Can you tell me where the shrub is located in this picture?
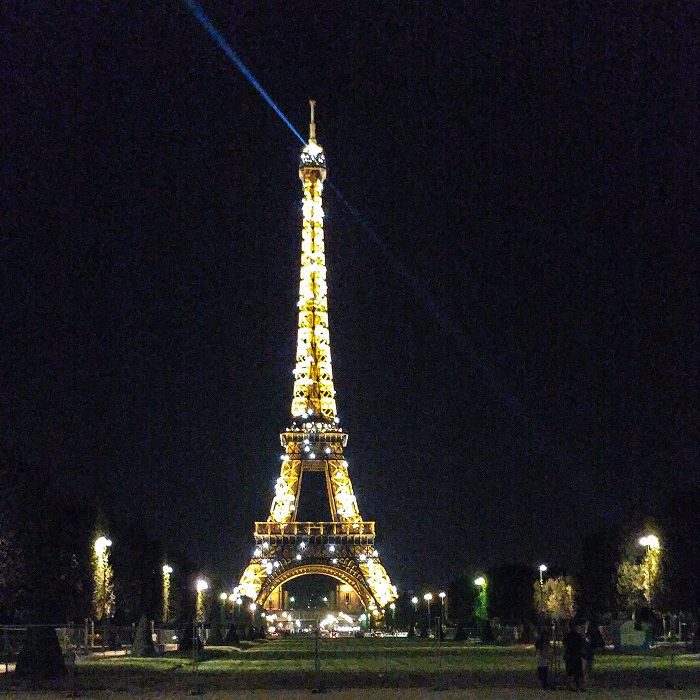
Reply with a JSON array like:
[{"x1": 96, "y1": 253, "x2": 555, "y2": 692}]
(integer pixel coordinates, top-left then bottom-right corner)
[{"x1": 15, "y1": 626, "x2": 66, "y2": 679}]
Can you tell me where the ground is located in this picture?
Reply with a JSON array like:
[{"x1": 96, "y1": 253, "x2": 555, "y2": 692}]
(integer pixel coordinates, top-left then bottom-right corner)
[{"x1": 2, "y1": 637, "x2": 698, "y2": 698}]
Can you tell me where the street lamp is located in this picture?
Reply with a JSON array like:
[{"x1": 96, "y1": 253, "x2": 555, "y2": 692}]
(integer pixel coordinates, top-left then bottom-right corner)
[
  {"x1": 93, "y1": 536, "x2": 113, "y2": 621},
  {"x1": 638, "y1": 534, "x2": 661, "y2": 606},
  {"x1": 389, "y1": 602, "x2": 396, "y2": 631},
  {"x1": 94, "y1": 536, "x2": 112, "y2": 555},
  {"x1": 473, "y1": 577, "x2": 487, "y2": 630},
  {"x1": 162, "y1": 564, "x2": 173, "y2": 623},
  {"x1": 538, "y1": 564, "x2": 548, "y2": 585},
  {"x1": 639, "y1": 534, "x2": 660, "y2": 550},
  {"x1": 424, "y1": 592, "x2": 433, "y2": 636},
  {"x1": 195, "y1": 578, "x2": 208, "y2": 622}
]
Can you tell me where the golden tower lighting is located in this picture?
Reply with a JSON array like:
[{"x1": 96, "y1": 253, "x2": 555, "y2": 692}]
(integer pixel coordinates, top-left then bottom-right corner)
[{"x1": 236, "y1": 102, "x2": 397, "y2": 613}]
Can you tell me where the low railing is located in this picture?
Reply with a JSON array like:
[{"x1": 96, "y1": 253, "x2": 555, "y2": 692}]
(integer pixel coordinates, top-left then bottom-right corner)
[{"x1": 255, "y1": 521, "x2": 375, "y2": 538}]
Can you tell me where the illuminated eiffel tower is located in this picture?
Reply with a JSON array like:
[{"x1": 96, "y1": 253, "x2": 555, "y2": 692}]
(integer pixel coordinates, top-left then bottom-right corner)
[{"x1": 235, "y1": 102, "x2": 397, "y2": 615}]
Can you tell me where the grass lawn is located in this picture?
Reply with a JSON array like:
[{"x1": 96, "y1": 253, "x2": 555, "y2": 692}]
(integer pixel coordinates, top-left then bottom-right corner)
[{"x1": 4, "y1": 637, "x2": 699, "y2": 696}]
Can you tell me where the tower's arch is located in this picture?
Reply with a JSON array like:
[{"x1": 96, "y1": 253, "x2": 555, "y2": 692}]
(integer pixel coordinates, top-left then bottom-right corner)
[{"x1": 257, "y1": 562, "x2": 374, "y2": 610}]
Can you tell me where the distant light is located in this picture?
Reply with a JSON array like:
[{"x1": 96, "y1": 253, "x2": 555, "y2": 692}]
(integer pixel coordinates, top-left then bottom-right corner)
[
  {"x1": 539, "y1": 564, "x2": 548, "y2": 573},
  {"x1": 220, "y1": 592, "x2": 228, "y2": 601},
  {"x1": 228, "y1": 593, "x2": 236, "y2": 601},
  {"x1": 309, "y1": 453, "x2": 315, "y2": 459},
  {"x1": 389, "y1": 603, "x2": 396, "y2": 610},
  {"x1": 411, "y1": 596, "x2": 418, "y2": 605},
  {"x1": 423, "y1": 592, "x2": 433, "y2": 602},
  {"x1": 299, "y1": 542, "x2": 307, "y2": 550},
  {"x1": 162, "y1": 564, "x2": 173, "y2": 575},
  {"x1": 439, "y1": 591, "x2": 446, "y2": 599},
  {"x1": 262, "y1": 542, "x2": 270, "y2": 550},
  {"x1": 474, "y1": 577, "x2": 486, "y2": 587},
  {"x1": 296, "y1": 554, "x2": 302, "y2": 561},
  {"x1": 325, "y1": 447, "x2": 331, "y2": 454},
  {"x1": 329, "y1": 545, "x2": 336, "y2": 553},
  {"x1": 249, "y1": 603, "x2": 257, "y2": 612},
  {"x1": 196, "y1": 578, "x2": 209, "y2": 593},
  {"x1": 331, "y1": 558, "x2": 338, "y2": 564}
]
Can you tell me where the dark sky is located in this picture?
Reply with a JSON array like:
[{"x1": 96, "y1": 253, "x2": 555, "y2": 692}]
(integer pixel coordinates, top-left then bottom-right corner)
[{"x1": 4, "y1": 2, "x2": 698, "y2": 591}]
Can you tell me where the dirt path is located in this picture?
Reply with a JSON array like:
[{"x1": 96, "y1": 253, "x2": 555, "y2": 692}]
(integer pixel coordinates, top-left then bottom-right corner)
[{"x1": 6, "y1": 689, "x2": 700, "y2": 699}]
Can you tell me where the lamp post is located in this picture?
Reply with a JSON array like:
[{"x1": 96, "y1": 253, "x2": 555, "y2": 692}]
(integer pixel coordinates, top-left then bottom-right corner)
[
  {"x1": 219, "y1": 592, "x2": 228, "y2": 627},
  {"x1": 389, "y1": 602, "x2": 396, "y2": 632},
  {"x1": 93, "y1": 536, "x2": 113, "y2": 620},
  {"x1": 474, "y1": 577, "x2": 487, "y2": 634},
  {"x1": 411, "y1": 596, "x2": 418, "y2": 635},
  {"x1": 195, "y1": 578, "x2": 208, "y2": 623},
  {"x1": 537, "y1": 564, "x2": 548, "y2": 622},
  {"x1": 424, "y1": 592, "x2": 433, "y2": 636},
  {"x1": 162, "y1": 564, "x2": 173, "y2": 623},
  {"x1": 438, "y1": 591, "x2": 447, "y2": 639},
  {"x1": 638, "y1": 534, "x2": 661, "y2": 607},
  {"x1": 249, "y1": 601, "x2": 257, "y2": 621}
]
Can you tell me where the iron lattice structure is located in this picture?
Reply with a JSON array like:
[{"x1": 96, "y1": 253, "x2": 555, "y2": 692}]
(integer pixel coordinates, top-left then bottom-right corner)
[{"x1": 236, "y1": 102, "x2": 397, "y2": 613}]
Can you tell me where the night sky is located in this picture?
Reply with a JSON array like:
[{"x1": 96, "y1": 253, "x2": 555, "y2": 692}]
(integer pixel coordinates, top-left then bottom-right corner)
[{"x1": 4, "y1": 2, "x2": 698, "y2": 591}]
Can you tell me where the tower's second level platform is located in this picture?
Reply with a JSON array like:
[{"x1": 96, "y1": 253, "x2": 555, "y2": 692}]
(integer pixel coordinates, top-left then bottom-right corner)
[{"x1": 255, "y1": 520, "x2": 375, "y2": 541}]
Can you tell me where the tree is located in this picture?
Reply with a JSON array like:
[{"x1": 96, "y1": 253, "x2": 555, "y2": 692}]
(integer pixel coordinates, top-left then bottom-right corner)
[
  {"x1": 487, "y1": 564, "x2": 535, "y2": 623},
  {"x1": 0, "y1": 450, "x2": 95, "y2": 623},
  {"x1": 577, "y1": 525, "x2": 623, "y2": 617},
  {"x1": 92, "y1": 518, "x2": 115, "y2": 621},
  {"x1": 132, "y1": 614, "x2": 156, "y2": 657},
  {"x1": 655, "y1": 487, "x2": 700, "y2": 616},
  {"x1": 616, "y1": 537, "x2": 662, "y2": 610},
  {"x1": 533, "y1": 576, "x2": 576, "y2": 622},
  {"x1": 0, "y1": 532, "x2": 25, "y2": 621},
  {"x1": 446, "y1": 576, "x2": 475, "y2": 624},
  {"x1": 15, "y1": 626, "x2": 66, "y2": 679}
]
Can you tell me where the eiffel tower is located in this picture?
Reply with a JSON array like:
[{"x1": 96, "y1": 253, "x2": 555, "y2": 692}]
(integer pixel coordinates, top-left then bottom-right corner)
[{"x1": 235, "y1": 102, "x2": 397, "y2": 615}]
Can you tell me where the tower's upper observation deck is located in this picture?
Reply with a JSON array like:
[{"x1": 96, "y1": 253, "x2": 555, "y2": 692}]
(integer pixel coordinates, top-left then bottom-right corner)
[{"x1": 299, "y1": 100, "x2": 327, "y2": 178}]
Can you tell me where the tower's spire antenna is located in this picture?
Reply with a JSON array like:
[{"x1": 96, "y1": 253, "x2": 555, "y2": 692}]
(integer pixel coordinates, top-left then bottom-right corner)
[{"x1": 309, "y1": 99, "x2": 317, "y2": 144}]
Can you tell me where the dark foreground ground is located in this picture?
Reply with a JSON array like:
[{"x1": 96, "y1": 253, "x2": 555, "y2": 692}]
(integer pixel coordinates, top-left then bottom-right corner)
[{"x1": 3, "y1": 637, "x2": 698, "y2": 698}]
